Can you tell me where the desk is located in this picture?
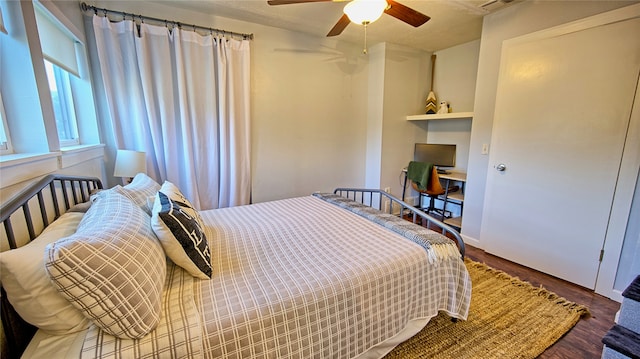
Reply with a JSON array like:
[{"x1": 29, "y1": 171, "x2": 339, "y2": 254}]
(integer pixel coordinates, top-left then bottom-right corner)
[
  {"x1": 439, "y1": 172, "x2": 466, "y2": 228},
  {"x1": 402, "y1": 169, "x2": 466, "y2": 229}
]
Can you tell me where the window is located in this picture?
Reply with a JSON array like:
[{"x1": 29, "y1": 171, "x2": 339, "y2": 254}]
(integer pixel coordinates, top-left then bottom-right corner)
[
  {"x1": 0, "y1": 92, "x2": 13, "y2": 154},
  {"x1": 44, "y1": 60, "x2": 79, "y2": 146},
  {"x1": 35, "y1": 2, "x2": 81, "y2": 147}
]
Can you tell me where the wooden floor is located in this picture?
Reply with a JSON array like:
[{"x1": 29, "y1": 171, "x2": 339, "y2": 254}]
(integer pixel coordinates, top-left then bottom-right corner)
[
  {"x1": 464, "y1": 244, "x2": 620, "y2": 358},
  {"x1": 408, "y1": 212, "x2": 620, "y2": 358}
]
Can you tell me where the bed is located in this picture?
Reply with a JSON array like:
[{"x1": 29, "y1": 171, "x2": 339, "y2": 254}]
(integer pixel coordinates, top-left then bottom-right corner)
[{"x1": 0, "y1": 174, "x2": 471, "y2": 358}]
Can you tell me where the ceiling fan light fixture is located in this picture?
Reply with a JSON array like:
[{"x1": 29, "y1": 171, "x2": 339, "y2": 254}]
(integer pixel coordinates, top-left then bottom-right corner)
[{"x1": 343, "y1": 0, "x2": 388, "y2": 25}]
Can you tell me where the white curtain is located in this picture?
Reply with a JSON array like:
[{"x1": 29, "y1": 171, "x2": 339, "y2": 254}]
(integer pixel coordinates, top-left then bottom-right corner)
[{"x1": 90, "y1": 16, "x2": 250, "y2": 209}]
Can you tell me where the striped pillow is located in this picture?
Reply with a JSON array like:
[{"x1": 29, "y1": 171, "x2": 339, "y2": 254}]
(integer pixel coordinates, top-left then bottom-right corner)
[
  {"x1": 45, "y1": 190, "x2": 166, "y2": 339},
  {"x1": 113, "y1": 173, "x2": 161, "y2": 214}
]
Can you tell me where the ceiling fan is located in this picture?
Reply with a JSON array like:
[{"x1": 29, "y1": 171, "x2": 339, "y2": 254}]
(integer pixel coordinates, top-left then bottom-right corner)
[{"x1": 266, "y1": 0, "x2": 431, "y2": 37}]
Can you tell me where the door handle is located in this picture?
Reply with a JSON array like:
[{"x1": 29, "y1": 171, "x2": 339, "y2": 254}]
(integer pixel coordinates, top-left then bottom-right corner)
[{"x1": 496, "y1": 163, "x2": 507, "y2": 172}]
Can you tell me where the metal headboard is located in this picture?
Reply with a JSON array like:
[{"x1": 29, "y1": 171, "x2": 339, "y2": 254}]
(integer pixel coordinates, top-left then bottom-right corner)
[
  {"x1": 0, "y1": 175, "x2": 103, "y2": 359},
  {"x1": 333, "y1": 188, "x2": 465, "y2": 258}
]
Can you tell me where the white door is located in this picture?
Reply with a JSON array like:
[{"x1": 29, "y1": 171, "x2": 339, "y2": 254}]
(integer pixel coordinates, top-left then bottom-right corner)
[{"x1": 481, "y1": 14, "x2": 640, "y2": 289}]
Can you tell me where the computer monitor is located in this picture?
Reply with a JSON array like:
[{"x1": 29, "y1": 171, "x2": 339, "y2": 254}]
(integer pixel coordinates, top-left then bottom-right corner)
[{"x1": 414, "y1": 143, "x2": 456, "y2": 168}]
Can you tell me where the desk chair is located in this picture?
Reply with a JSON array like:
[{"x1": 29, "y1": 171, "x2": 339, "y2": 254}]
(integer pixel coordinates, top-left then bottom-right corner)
[
  {"x1": 411, "y1": 181, "x2": 446, "y2": 216},
  {"x1": 405, "y1": 162, "x2": 445, "y2": 216}
]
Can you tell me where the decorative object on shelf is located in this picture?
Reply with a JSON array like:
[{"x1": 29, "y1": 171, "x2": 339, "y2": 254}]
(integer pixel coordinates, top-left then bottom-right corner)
[
  {"x1": 425, "y1": 91, "x2": 437, "y2": 114},
  {"x1": 425, "y1": 54, "x2": 437, "y2": 114},
  {"x1": 437, "y1": 101, "x2": 449, "y2": 114},
  {"x1": 114, "y1": 149, "x2": 147, "y2": 184}
]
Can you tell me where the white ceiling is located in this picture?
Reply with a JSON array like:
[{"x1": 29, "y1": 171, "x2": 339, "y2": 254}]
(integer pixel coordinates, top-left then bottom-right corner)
[{"x1": 146, "y1": 0, "x2": 518, "y2": 52}]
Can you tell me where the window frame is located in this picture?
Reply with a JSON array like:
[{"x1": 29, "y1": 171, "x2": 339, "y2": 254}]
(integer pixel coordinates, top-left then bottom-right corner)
[
  {"x1": 44, "y1": 59, "x2": 80, "y2": 147},
  {"x1": 0, "y1": 92, "x2": 13, "y2": 155}
]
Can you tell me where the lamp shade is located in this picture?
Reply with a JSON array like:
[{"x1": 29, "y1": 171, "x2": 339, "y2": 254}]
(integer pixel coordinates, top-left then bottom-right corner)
[
  {"x1": 113, "y1": 150, "x2": 146, "y2": 178},
  {"x1": 343, "y1": 0, "x2": 387, "y2": 25}
]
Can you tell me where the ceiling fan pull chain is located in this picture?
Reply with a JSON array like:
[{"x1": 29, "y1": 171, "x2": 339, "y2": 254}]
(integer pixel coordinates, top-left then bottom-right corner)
[{"x1": 363, "y1": 21, "x2": 369, "y2": 54}]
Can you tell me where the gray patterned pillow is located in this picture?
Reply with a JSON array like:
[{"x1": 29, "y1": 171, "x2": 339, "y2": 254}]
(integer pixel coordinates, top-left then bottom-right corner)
[
  {"x1": 151, "y1": 181, "x2": 212, "y2": 279},
  {"x1": 114, "y1": 173, "x2": 161, "y2": 214},
  {"x1": 45, "y1": 190, "x2": 166, "y2": 339}
]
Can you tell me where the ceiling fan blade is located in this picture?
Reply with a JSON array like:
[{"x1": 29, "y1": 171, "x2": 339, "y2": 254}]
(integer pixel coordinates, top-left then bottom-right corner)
[
  {"x1": 267, "y1": 0, "x2": 332, "y2": 5},
  {"x1": 384, "y1": 0, "x2": 430, "y2": 27},
  {"x1": 326, "y1": 14, "x2": 350, "y2": 37}
]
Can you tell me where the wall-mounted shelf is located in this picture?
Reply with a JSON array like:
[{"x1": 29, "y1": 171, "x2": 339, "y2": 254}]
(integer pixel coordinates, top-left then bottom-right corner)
[{"x1": 406, "y1": 112, "x2": 474, "y2": 121}]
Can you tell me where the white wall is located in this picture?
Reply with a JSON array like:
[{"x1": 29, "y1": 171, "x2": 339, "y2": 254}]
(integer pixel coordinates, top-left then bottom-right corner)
[
  {"x1": 251, "y1": 26, "x2": 370, "y2": 202},
  {"x1": 361, "y1": 41, "x2": 435, "y2": 200},
  {"x1": 364, "y1": 43, "x2": 386, "y2": 190},
  {"x1": 426, "y1": 40, "x2": 480, "y2": 175},
  {"x1": 433, "y1": 40, "x2": 479, "y2": 114},
  {"x1": 378, "y1": 42, "x2": 431, "y2": 198},
  {"x1": 463, "y1": 0, "x2": 635, "y2": 243}
]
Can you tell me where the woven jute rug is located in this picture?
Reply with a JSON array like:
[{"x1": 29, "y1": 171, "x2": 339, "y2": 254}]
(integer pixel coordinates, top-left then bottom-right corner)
[{"x1": 384, "y1": 259, "x2": 590, "y2": 359}]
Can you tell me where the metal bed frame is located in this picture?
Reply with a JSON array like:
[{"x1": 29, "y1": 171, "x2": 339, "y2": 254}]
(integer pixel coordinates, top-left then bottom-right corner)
[
  {"x1": 333, "y1": 188, "x2": 465, "y2": 259},
  {"x1": 0, "y1": 178, "x2": 461, "y2": 358},
  {"x1": 0, "y1": 175, "x2": 103, "y2": 359}
]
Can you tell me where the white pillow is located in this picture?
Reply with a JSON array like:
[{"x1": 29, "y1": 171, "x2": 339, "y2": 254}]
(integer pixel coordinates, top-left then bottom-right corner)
[
  {"x1": 151, "y1": 181, "x2": 212, "y2": 279},
  {"x1": 0, "y1": 212, "x2": 90, "y2": 334},
  {"x1": 45, "y1": 190, "x2": 166, "y2": 339}
]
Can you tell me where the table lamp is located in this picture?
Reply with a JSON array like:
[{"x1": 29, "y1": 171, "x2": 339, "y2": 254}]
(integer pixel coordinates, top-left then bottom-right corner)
[{"x1": 113, "y1": 149, "x2": 146, "y2": 184}]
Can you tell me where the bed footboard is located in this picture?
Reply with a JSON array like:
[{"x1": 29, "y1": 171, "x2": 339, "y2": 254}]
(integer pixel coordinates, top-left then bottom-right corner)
[
  {"x1": 1, "y1": 175, "x2": 103, "y2": 359},
  {"x1": 333, "y1": 188, "x2": 465, "y2": 258}
]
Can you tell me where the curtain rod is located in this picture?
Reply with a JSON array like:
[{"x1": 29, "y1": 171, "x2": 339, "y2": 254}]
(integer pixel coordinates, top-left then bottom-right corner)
[{"x1": 80, "y1": 2, "x2": 254, "y2": 40}]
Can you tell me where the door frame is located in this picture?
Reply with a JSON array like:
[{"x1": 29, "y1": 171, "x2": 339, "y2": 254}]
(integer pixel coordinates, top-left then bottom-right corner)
[
  {"x1": 598, "y1": 60, "x2": 640, "y2": 301},
  {"x1": 488, "y1": 3, "x2": 640, "y2": 300}
]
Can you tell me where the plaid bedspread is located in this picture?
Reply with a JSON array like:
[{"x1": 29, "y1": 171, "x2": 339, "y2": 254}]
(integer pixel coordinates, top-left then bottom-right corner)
[
  {"x1": 312, "y1": 193, "x2": 462, "y2": 264},
  {"x1": 196, "y1": 195, "x2": 470, "y2": 358},
  {"x1": 81, "y1": 195, "x2": 471, "y2": 358}
]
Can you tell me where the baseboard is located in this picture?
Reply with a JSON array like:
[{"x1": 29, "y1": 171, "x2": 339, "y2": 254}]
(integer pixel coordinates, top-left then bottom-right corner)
[
  {"x1": 610, "y1": 289, "x2": 624, "y2": 303},
  {"x1": 405, "y1": 196, "x2": 418, "y2": 206},
  {"x1": 462, "y1": 234, "x2": 482, "y2": 249}
]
